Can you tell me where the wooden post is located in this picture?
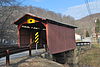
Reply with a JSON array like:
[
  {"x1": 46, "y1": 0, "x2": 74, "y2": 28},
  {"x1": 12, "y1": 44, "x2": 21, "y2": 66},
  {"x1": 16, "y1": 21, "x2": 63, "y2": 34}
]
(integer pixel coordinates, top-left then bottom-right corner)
[
  {"x1": 17, "y1": 25, "x2": 21, "y2": 48},
  {"x1": 6, "y1": 50, "x2": 10, "y2": 66},
  {"x1": 29, "y1": 46, "x2": 32, "y2": 56}
]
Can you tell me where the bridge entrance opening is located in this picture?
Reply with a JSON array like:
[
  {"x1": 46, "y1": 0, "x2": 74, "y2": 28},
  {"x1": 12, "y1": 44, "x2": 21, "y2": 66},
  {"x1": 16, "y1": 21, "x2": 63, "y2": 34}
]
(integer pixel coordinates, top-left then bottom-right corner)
[
  {"x1": 15, "y1": 15, "x2": 47, "y2": 50},
  {"x1": 20, "y1": 23, "x2": 47, "y2": 48}
]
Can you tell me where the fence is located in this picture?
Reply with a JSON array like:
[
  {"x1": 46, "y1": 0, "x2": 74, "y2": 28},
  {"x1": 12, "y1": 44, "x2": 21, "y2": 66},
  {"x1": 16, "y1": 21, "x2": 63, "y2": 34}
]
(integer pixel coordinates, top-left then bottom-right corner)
[{"x1": 0, "y1": 44, "x2": 45, "y2": 66}]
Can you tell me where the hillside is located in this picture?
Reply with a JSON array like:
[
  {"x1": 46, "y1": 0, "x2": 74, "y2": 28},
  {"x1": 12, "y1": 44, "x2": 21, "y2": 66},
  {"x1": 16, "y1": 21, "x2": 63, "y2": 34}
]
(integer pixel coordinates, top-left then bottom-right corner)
[
  {"x1": 79, "y1": 13, "x2": 100, "y2": 21},
  {"x1": 1, "y1": 5, "x2": 100, "y2": 44},
  {"x1": 0, "y1": 6, "x2": 75, "y2": 44},
  {"x1": 75, "y1": 13, "x2": 100, "y2": 36}
]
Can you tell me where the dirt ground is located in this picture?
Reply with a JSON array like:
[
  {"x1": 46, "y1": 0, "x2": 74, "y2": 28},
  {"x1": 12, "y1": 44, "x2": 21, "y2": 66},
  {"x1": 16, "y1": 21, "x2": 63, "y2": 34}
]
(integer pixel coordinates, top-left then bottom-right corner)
[{"x1": 0, "y1": 56, "x2": 69, "y2": 67}]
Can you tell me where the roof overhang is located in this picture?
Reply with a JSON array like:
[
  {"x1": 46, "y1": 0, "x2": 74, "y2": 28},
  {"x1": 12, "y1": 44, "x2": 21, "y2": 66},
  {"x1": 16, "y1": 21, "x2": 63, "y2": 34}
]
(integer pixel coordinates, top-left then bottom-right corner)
[
  {"x1": 14, "y1": 13, "x2": 46, "y2": 25},
  {"x1": 13, "y1": 13, "x2": 77, "y2": 29},
  {"x1": 46, "y1": 19, "x2": 77, "y2": 29}
]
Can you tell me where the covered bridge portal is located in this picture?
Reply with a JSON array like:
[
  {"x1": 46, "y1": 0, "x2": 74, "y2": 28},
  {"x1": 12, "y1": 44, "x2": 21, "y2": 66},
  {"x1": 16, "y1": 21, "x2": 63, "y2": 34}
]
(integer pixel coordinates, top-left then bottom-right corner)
[{"x1": 14, "y1": 13, "x2": 77, "y2": 54}]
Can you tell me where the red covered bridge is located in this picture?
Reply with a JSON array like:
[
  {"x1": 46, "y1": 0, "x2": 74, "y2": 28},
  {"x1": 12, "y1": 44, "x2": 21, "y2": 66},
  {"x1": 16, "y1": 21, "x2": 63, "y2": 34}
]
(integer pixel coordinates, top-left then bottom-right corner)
[{"x1": 14, "y1": 13, "x2": 77, "y2": 64}]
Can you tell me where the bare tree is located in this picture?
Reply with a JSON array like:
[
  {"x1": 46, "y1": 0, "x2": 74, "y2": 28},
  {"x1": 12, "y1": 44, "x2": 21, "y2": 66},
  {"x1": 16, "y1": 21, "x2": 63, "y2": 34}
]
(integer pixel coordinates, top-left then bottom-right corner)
[
  {"x1": 0, "y1": 0, "x2": 23, "y2": 44},
  {"x1": 0, "y1": 3, "x2": 77, "y2": 44}
]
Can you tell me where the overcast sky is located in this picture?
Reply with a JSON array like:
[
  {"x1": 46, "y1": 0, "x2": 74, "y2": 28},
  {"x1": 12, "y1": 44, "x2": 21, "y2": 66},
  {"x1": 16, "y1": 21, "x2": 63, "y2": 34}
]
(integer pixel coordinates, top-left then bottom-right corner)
[{"x1": 21, "y1": 0, "x2": 100, "y2": 19}]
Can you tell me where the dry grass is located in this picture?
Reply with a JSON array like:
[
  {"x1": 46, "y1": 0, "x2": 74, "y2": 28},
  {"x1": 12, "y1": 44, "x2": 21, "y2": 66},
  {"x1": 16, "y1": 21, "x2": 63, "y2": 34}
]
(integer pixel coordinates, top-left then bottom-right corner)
[{"x1": 79, "y1": 45, "x2": 100, "y2": 67}]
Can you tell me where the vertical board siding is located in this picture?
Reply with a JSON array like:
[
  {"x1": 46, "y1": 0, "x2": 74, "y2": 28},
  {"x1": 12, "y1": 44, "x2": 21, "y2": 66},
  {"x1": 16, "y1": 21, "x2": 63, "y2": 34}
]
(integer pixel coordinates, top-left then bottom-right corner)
[{"x1": 47, "y1": 23, "x2": 76, "y2": 54}]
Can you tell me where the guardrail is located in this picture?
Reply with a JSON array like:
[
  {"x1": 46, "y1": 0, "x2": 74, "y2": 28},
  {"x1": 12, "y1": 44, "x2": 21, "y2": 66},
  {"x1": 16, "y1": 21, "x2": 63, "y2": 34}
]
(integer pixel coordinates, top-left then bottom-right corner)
[
  {"x1": 76, "y1": 42, "x2": 91, "y2": 56},
  {"x1": 0, "y1": 44, "x2": 45, "y2": 66},
  {"x1": 76, "y1": 42, "x2": 91, "y2": 46}
]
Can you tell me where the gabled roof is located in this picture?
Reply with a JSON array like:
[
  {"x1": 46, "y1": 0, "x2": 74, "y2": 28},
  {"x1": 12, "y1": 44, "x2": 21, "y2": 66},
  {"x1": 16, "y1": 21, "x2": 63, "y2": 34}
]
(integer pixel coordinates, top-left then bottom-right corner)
[
  {"x1": 14, "y1": 13, "x2": 77, "y2": 28},
  {"x1": 14, "y1": 13, "x2": 45, "y2": 25}
]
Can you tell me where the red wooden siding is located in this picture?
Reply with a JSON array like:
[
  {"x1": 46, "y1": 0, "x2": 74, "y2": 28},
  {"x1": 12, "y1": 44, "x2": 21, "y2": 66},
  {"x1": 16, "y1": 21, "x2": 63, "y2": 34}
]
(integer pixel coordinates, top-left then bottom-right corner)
[
  {"x1": 14, "y1": 14, "x2": 77, "y2": 54},
  {"x1": 46, "y1": 23, "x2": 76, "y2": 54}
]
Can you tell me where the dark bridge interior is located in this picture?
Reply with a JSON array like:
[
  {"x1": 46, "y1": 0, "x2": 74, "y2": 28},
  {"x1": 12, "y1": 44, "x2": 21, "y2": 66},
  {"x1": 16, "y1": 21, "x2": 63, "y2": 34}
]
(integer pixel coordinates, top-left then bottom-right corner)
[{"x1": 18, "y1": 17, "x2": 47, "y2": 49}]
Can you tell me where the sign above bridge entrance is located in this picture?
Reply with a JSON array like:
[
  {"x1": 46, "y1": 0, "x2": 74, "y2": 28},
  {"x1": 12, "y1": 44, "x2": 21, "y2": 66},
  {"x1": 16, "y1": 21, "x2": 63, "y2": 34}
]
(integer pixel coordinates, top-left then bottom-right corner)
[{"x1": 27, "y1": 18, "x2": 36, "y2": 24}]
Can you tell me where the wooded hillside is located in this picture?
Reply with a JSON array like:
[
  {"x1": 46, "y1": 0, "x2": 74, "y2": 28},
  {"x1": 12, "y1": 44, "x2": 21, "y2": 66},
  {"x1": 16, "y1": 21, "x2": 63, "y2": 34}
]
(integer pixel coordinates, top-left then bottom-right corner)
[{"x1": 1, "y1": 0, "x2": 100, "y2": 44}]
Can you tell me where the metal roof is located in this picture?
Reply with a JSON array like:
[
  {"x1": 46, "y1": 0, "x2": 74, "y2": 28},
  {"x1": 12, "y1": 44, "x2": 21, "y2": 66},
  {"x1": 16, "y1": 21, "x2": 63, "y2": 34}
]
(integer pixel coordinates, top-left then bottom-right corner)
[
  {"x1": 14, "y1": 13, "x2": 77, "y2": 28},
  {"x1": 46, "y1": 19, "x2": 77, "y2": 28}
]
